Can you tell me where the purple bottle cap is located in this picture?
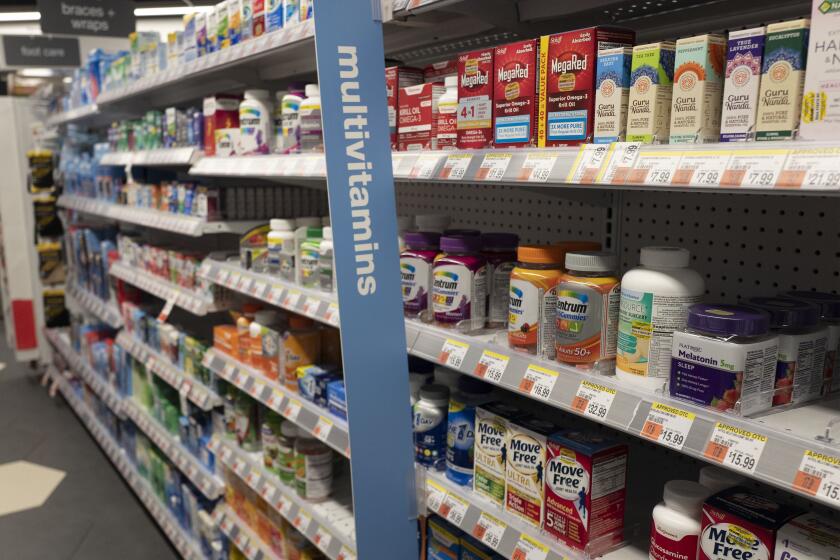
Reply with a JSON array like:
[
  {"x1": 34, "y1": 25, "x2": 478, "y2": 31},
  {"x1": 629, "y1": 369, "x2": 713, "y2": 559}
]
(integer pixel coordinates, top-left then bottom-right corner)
[
  {"x1": 746, "y1": 297, "x2": 821, "y2": 329},
  {"x1": 404, "y1": 231, "x2": 440, "y2": 249},
  {"x1": 783, "y1": 291, "x2": 840, "y2": 321},
  {"x1": 687, "y1": 304, "x2": 770, "y2": 337},
  {"x1": 440, "y1": 235, "x2": 482, "y2": 253},
  {"x1": 443, "y1": 228, "x2": 481, "y2": 237},
  {"x1": 481, "y1": 232, "x2": 519, "y2": 250}
]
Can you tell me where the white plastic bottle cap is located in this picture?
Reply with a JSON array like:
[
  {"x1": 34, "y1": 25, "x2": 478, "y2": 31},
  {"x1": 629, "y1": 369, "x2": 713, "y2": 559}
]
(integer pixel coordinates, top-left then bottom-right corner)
[
  {"x1": 296, "y1": 217, "x2": 321, "y2": 227},
  {"x1": 322, "y1": 226, "x2": 333, "y2": 240},
  {"x1": 565, "y1": 251, "x2": 617, "y2": 272},
  {"x1": 640, "y1": 246, "x2": 691, "y2": 268},
  {"x1": 699, "y1": 466, "x2": 745, "y2": 493},
  {"x1": 415, "y1": 213, "x2": 450, "y2": 233},
  {"x1": 270, "y1": 218, "x2": 295, "y2": 231},
  {"x1": 244, "y1": 89, "x2": 270, "y2": 100},
  {"x1": 663, "y1": 480, "x2": 711, "y2": 516},
  {"x1": 305, "y1": 83, "x2": 320, "y2": 97},
  {"x1": 397, "y1": 216, "x2": 414, "y2": 231},
  {"x1": 255, "y1": 310, "x2": 280, "y2": 326},
  {"x1": 444, "y1": 75, "x2": 458, "y2": 88}
]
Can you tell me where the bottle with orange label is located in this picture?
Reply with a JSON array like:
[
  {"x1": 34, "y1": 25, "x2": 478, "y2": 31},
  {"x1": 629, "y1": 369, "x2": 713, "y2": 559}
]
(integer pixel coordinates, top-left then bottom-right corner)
[{"x1": 555, "y1": 252, "x2": 621, "y2": 373}]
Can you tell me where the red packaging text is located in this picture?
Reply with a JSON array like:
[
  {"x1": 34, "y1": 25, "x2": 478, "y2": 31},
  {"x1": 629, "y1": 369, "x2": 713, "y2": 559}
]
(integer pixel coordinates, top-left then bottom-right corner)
[
  {"x1": 457, "y1": 48, "x2": 494, "y2": 149},
  {"x1": 494, "y1": 39, "x2": 538, "y2": 147},
  {"x1": 398, "y1": 82, "x2": 445, "y2": 151}
]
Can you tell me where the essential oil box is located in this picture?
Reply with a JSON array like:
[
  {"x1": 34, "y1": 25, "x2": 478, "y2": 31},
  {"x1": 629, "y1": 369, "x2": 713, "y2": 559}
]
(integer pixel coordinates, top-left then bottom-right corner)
[
  {"x1": 493, "y1": 39, "x2": 538, "y2": 147},
  {"x1": 720, "y1": 27, "x2": 766, "y2": 141},
  {"x1": 594, "y1": 47, "x2": 633, "y2": 143},
  {"x1": 505, "y1": 416, "x2": 559, "y2": 528},
  {"x1": 457, "y1": 48, "x2": 494, "y2": 149},
  {"x1": 669, "y1": 34, "x2": 726, "y2": 144},
  {"x1": 626, "y1": 42, "x2": 677, "y2": 143}
]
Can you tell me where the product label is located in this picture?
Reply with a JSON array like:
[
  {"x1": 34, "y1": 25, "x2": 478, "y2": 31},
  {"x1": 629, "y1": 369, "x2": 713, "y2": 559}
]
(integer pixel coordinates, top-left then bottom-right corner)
[
  {"x1": 594, "y1": 47, "x2": 633, "y2": 143},
  {"x1": 801, "y1": 4, "x2": 840, "y2": 139},
  {"x1": 401, "y1": 255, "x2": 432, "y2": 314},
  {"x1": 650, "y1": 522, "x2": 700, "y2": 560},
  {"x1": 296, "y1": 449, "x2": 332, "y2": 501},
  {"x1": 793, "y1": 450, "x2": 840, "y2": 502},
  {"x1": 755, "y1": 22, "x2": 809, "y2": 141},
  {"x1": 240, "y1": 105, "x2": 270, "y2": 155},
  {"x1": 300, "y1": 104, "x2": 323, "y2": 152},
  {"x1": 414, "y1": 401, "x2": 448, "y2": 468},
  {"x1": 446, "y1": 400, "x2": 476, "y2": 481},
  {"x1": 775, "y1": 331, "x2": 827, "y2": 406},
  {"x1": 436, "y1": 100, "x2": 458, "y2": 149},
  {"x1": 399, "y1": 83, "x2": 444, "y2": 151},
  {"x1": 626, "y1": 43, "x2": 676, "y2": 143},
  {"x1": 703, "y1": 422, "x2": 767, "y2": 474},
  {"x1": 432, "y1": 263, "x2": 487, "y2": 329},
  {"x1": 489, "y1": 261, "x2": 515, "y2": 324},
  {"x1": 508, "y1": 279, "x2": 558, "y2": 359},
  {"x1": 669, "y1": 35, "x2": 726, "y2": 144},
  {"x1": 555, "y1": 281, "x2": 620, "y2": 366},
  {"x1": 700, "y1": 523, "x2": 770, "y2": 560},
  {"x1": 720, "y1": 28, "x2": 765, "y2": 142},
  {"x1": 474, "y1": 408, "x2": 509, "y2": 506},
  {"x1": 299, "y1": 245, "x2": 320, "y2": 288},
  {"x1": 457, "y1": 49, "x2": 494, "y2": 148},
  {"x1": 494, "y1": 39, "x2": 537, "y2": 146},
  {"x1": 505, "y1": 426, "x2": 546, "y2": 527}
]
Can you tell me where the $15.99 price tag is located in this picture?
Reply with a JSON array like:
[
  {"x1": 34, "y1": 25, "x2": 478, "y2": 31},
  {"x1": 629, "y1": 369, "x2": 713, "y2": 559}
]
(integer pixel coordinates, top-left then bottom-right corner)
[
  {"x1": 438, "y1": 339, "x2": 469, "y2": 369},
  {"x1": 793, "y1": 450, "x2": 840, "y2": 503},
  {"x1": 471, "y1": 512, "x2": 506, "y2": 551},
  {"x1": 571, "y1": 380, "x2": 616, "y2": 420},
  {"x1": 474, "y1": 350, "x2": 509, "y2": 384},
  {"x1": 518, "y1": 364, "x2": 558, "y2": 401},
  {"x1": 703, "y1": 423, "x2": 767, "y2": 474},
  {"x1": 641, "y1": 403, "x2": 695, "y2": 450}
]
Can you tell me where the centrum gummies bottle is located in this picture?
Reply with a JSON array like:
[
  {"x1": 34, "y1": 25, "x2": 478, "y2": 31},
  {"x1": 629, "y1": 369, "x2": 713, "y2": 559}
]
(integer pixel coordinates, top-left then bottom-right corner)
[
  {"x1": 401, "y1": 231, "x2": 441, "y2": 319},
  {"x1": 433, "y1": 235, "x2": 487, "y2": 332}
]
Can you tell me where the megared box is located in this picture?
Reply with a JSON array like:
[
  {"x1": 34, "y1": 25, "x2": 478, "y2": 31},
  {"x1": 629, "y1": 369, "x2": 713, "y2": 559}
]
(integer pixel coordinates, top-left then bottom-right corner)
[
  {"x1": 424, "y1": 59, "x2": 458, "y2": 82},
  {"x1": 398, "y1": 82, "x2": 445, "y2": 151},
  {"x1": 544, "y1": 430, "x2": 628, "y2": 553},
  {"x1": 457, "y1": 48, "x2": 494, "y2": 149},
  {"x1": 386, "y1": 66, "x2": 424, "y2": 149},
  {"x1": 538, "y1": 27, "x2": 634, "y2": 146},
  {"x1": 494, "y1": 39, "x2": 538, "y2": 147}
]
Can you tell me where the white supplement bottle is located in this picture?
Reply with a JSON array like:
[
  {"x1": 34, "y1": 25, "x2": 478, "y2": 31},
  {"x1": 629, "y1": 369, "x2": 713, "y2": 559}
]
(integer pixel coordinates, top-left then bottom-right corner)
[
  {"x1": 649, "y1": 480, "x2": 711, "y2": 560},
  {"x1": 239, "y1": 89, "x2": 273, "y2": 155},
  {"x1": 319, "y1": 226, "x2": 334, "y2": 292},
  {"x1": 299, "y1": 83, "x2": 323, "y2": 152},
  {"x1": 698, "y1": 465, "x2": 745, "y2": 493},
  {"x1": 436, "y1": 75, "x2": 459, "y2": 150},
  {"x1": 616, "y1": 247, "x2": 705, "y2": 392},
  {"x1": 268, "y1": 218, "x2": 296, "y2": 280},
  {"x1": 276, "y1": 86, "x2": 304, "y2": 154}
]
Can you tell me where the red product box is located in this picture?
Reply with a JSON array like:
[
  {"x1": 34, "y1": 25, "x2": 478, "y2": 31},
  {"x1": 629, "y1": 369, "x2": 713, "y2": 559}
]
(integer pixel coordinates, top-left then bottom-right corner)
[
  {"x1": 398, "y1": 82, "x2": 445, "y2": 151},
  {"x1": 424, "y1": 59, "x2": 458, "y2": 82},
  {"x1": 386, "y1": 66, "x2": 424, "y2": 149},
  {"x1": 457, "y1": 48, "x2": 494, "y2": 149},
  {"x1": 544, "y1": 430, "x2": 628, "y2": 553},
  {"x1": 538, "y1": 27, "x2": 634, "y2": 147},
  {"x1": 494, "y1": 39, "x2": 539, "y2": 147},
  {"x1": 203, "y1": 94, "x2": 241, "y2": 156}
]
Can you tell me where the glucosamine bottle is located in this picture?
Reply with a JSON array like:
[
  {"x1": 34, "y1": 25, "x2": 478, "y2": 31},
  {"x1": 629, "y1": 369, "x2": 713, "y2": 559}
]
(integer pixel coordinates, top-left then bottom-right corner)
[{"x1": 649, "y1": 480, "x2": 711, "y2": 560}]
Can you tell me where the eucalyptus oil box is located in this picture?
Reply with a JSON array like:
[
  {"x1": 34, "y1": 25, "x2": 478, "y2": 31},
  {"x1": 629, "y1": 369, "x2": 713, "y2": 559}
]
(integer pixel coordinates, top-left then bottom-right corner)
[
  {"x1": 669, "y1": 34, "x2": 726, "y2": 143},
  {"x1": 626, "y1": 42, "x2": 676, "y2": 143},
  {"x1": 801, "y1": 1, "x2": 840, "y2": 139},
  {"x1": 755, "y1": 19, "x2": 810, "y2": 141}
]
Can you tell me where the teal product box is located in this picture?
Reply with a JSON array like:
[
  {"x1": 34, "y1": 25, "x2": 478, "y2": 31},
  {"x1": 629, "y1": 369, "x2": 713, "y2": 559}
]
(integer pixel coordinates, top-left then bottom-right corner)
[
  {"x1": 427, "y1": 516, "x2": 462, "y2": 560},
  {"x1": 594, "y1": 47, "x2": 633, "y2": 143},
  {"x1": 327, "y1": 380, "x2": 347, "y2": 420}
]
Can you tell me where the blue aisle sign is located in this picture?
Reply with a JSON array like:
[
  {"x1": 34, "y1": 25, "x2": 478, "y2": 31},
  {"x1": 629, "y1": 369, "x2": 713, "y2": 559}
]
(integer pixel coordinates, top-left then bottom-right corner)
[{"x1": 313, "y1": 2, "x2": 419, "y2": 559}]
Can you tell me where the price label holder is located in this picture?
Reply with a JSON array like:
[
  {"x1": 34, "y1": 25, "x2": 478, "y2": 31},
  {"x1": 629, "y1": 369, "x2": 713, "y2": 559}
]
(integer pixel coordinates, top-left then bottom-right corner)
[
  {"x1": 519, "y1": 152, "x2": 558, "y2": 182},
  {"x1": 410, "y1": 154, "x2": 442, "y2": 179},
  {"x1": 314, "y1": 526, "x2": 333, "y2": 551},
  {"x1": 303, "y1": 296, "x2": 321, "y2": 316},
  {"x1": 793, "y1": 450, "x2": 840, "y2": 503},
  {"x1": 267, "y1": 389, "x2": 285, "y2": 410},
  {"x1": 776, "y1": 147, "x2": 840, "y2": 189},
  {"x1": 720, "y1": 148, "x2": 788, "y2": 188},
  {"x1": 440, "y1": 492, "x2": 469, "y2": 526},
  {"x1": 277, "y1": 495, "x2": 294, "y2": 517},
  {"x1": 284, "y1": 399, "x2": 303, "y2": 421},
  {"x1": 625, "y1": 150, "x2": 683, "y2": 186},
  {"x1": 325, "y1": 303, "x2": 340, "y2": 326},
  {"x1": 671, "y1": 151, "x2": 732, "y2": 187},
  {"x1": 566, "y1": 144, "x2": 611, "y2": 184},
  {"x1": 598, "y1": 142, "x2": 642, "y2": 184},
  {"x1": 294, "y1": 511, "x2": 313, "y2": 533},
  {"x1": 476, "y1": 153, "x2": 513, "y2": 181},
  {"x1": 703, "y1": 423, "x2": 766, "y2": 474},
  {"x1": 438, "y1": 339, "x2": 469, "y2": 369},
  {"x1": 337, "y1": 545, "x2": 357, "y2": 560},
  {"x1": 511, "y1": 534, "x2": 549, "y2": 560},
  {"x1": 474, "y1": 350, "x2": 509, "y2": 384},
  {"x1": 426, "y1": 479, "x2": 447, "y2": 513},
  {"x1": 640, "y1": 402, "x2": 695, "y2": 451},
  {"x1": 284, "y1": 290, "x2": 302, "y2": 309},
  {"x1": 571, "y1": 381, "x2": 616, "y2": 421},
  {"x1": 518, "y1": 364, "x2": 559, "y2": 401},
  {"x1": 313, "y1": 416, "x2": 334, "y2": 442},
  {"x1": 471, "y1": 512, "x2": 506, "y2": 551}
]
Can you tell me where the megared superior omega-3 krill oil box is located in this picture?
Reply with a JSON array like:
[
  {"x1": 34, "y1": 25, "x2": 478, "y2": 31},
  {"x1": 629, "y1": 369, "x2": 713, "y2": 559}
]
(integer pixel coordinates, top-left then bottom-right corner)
[
  {"x1": 538, "y1": 27, "x2": 635, "y2": 146},
  {"x1": 457, "y1": 48, "x2": 494, "y2": 149},
  {"x1": 493, "y1": 39, "x2": 539, "y2": 147}
]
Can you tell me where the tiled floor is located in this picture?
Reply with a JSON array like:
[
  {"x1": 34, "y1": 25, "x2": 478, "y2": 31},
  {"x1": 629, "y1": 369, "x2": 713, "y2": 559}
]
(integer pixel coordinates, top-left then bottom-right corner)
[{"x1": 0, "y1": 336, "x2": 178, "y2": 560}]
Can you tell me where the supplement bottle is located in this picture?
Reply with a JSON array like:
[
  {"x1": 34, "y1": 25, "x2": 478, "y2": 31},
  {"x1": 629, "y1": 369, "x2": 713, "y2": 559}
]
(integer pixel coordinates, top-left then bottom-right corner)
[
  {"x1": 278, "y1": 421, "x2": 297, "y2": 485},
  {"x1": 482, "y1": 232, "x2": 519, "y2": 329},
  {"x1": 318, "y1": 226, "x2": 334, "y2": 292},
  {"x1": 261, "y1": 410, "x2": 284, "y2": 474},
  {"x1": 414, "y1": 383, "x2": 450, "y2": 470},
  {"x1": 436, "y1": 75, "x2": 459, "y2": 150},
  {"x1": 669, "y1": 304, "x2": 778, "y2": 416},
  {"x1": 616, "y1": 247, "x2": 705, "y2": 391},
  {"x1": 785, "y1": 290, "x2": 840, "y2": 394},
  {"x1": 433, "y1": 235, "x2": 487, "y2": 332},
  {"x1": 299, "y1": 84, "x2": 323, "y2": 152},
  {"x1": 275, "y1": 85, "x2": 304, "y2": 154},
  {"x1": 555, "y1": 251, "x2": 621, "y2": 373},
  {"x1": 698, "y1": 465, "x2": 745, "y2": 493},
  {"x1": 298, "y1": 226, "x2": 323, "y2": 288},
  {"x1": 282, "y1": 316, "x2": 321, "y2": 391},
  {"x1": 235, "y1": 392, "x2": 261, "y2": 452},
  {"x1": 446, "y1": 376, "x2": 494, "y2": 486},
  {"x1": 400, "y1": 231, "x2": 441, "y2": 319},
  {"x1": 267, "y1": 218, "x2": 295, "y2": 278},
  {"x1": 747, "y1": 297, "x2": 828, "y2": 406},
  {"x1": 239, "y1": 89, "x2": 273, "y2": 155},
  {"x1": 649, "y1": 480, "x2": 711, "y2": 560},
  {"x1": 415, "y1": 213, "x2": 450, "y2": 234},
  {"x1": 295, "y1": 432, "x2": 333, "y2": 502}
]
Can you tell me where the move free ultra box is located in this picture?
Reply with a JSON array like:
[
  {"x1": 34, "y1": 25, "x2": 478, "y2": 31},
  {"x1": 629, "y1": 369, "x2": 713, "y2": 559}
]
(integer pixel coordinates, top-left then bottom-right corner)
[
  {"x1": 720, "y1": 27, "x2": 766, "y2": 142},
  {"x1": 801, "y1": 1, "x2": 840, "y2": 139},
  {"x1": 626, "y1": 42, "x2": 677, "y2": 143},
  {"x1": 474, "y1": 402, "x2": 522, "y2": 508},
  {"x1": 493, "y1": 39, "x2": 538, "y2": 147},
  {"x1": 669, "y1": 34, "x2": 726, "y2": 144},
  {"x1": 594, "y1": 47, "x2": 633, "y2": 143},
  {"x1": 505, "y1": 416, "x2": 559, "y2": 528},
  {"x1": 457, "y1": 48, "x2": 494, "y2": 149}
]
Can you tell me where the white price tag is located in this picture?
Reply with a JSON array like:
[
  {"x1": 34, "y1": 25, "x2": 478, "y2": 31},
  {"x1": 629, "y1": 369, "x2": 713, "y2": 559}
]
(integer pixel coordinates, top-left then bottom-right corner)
[
  {"x1": 641, "y1": 402, "x2": 696, "y2": 450},
  {"x1": 313, "y1": 416, "x2": 334, "y2": 442},
  {"x1": 720, "y1": 149, "x2": 788, "y2": 188},
  {"x1": 391, "y1": 153, "x2": 407, "y2": 176},
  {"x1": 426, "y1": 480, "x2": 447, "y2": 513},
  {"x1": 518, "y1": 364, "x2": 558, "y2": 400},
  {"x1": 269, "y1": 286, "x2": 285, "y2": 304},
  {"x1": 249, "y1": 380, "x2": 265, "y2": 398},
  {"x1": 314, "y1": 526, "x2": 333, "y2": 552},
  {"x1": 303, "y1": 296, "x2": 321, "y2": 316},
  {"x1": 703, "y1": 423, "x2": 767, "y2": 474},
  {"x1": 283, "y1": 399, "x2": 302, "y2": 421},
  {"x1": 410, "y1": 154, "x2": 441, "y2": 179},
  {"x1": 252, "y1": 280, "x2": 267, "y2": 297},
  {"x1": 325, "y1": 303, "x2": 340, "y2": 325},
  {"x1": 228, "y1": 272, "x2": 241, "y2": 288},
  {"x1": 471, "y1": 512, "x2": 506, "y2": 551},
  {"x1": 157, "y1": 298, "x2": 176, "y2": 322},
  {"x1": 511, "y1": 535, "x2": 549, "y2": 560},
  {"x1": 439, "y1": 154, "x2": 472, "y2": 180},
  {"x1": 626, "y1": 151, "x2": 683, "y2": 185},
  {"x1": 276, "y1": 495, "x2": 294, "y2": 517},
  {"x1": 566, "y1": 144, "x2": 611, "y2": 184},
  {"x1": 438, "y1": 339, "x2": 469, "y2": 369},
  {"x1": 293, "y1": 511, "x2": 312, "y2": 532},
  {"x1": 571, "y1": 380, "x2": 616, "y2": 420},
  {"x1": 440, "y1": 493, "x2": 469, "y2": 526},
  {"x1": 519, "y1": 153, "x2": 557, "y2": 182},
  {"x1": 474, "y1": 350, "x2": 509, "y2": 384},
  {"x1": 337, "y1": 546, "x2": 357, "y2": 560},
  {"x1": 218, "y1": 269, "x2": 230, "y2": 285},
  {"x1": 671, "y1": 151, "x2": 732, "y2": 187},
  {"x1": 793, "y1": 450, "x2": 840, "y2": 502},
  {"x1": 284, "y1": 290, "x2": 302, "y2": 308},
  {"x1": 777, "y1": 147, "x2": 840, "y2": 189},
  {"x1": 267, "y1": 389, "x2": 285, "y2": 410},
  {"x1": 476, "y1": 153, "x2": 512, "y2": 181}
]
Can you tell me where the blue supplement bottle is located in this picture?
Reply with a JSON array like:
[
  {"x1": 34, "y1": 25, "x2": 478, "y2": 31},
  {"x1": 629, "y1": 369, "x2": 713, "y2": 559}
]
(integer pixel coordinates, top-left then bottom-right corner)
[
  {"x1": 414, "y1": 384, "x2": 450, "y2": 470},
  {"x1": 446, "y1": 376, "x2": 494, "y2": 485}
]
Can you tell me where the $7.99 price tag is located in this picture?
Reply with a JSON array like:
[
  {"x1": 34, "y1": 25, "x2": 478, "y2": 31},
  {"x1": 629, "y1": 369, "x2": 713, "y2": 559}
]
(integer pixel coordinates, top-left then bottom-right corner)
[
  {"x1": 474, "y1": 350, "x2": 509, "y2": 384},
  {"x1": 472, "y1": 512, "x2": 506, "y2": 550},
  {"x1": 571, "y1": 380, "x2": 616, "y2": 420},
  {"x1": 518, "y1": 364, "x2": 558, "y2": 400},
  {"x1": 793, "y1": 450, "x2": 840, "y2": 503},
  {"x1": 438, "y1": 339, "x2": 469, "y2": 369},
  {"x1": 626, "y1": 151, "x2": 682, "y2": 185},
  {"x1": 641, "y1": 403, "x2": 695, "y2": 450},
  {"x1": 703, "y1": 423, "x2": 767, "y2": 474}
]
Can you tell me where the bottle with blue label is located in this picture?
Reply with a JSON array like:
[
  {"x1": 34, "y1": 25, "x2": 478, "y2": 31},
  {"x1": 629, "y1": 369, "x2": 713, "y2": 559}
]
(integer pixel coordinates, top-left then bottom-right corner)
[
  {"x1": 266, "y1": 0, "x2": 284, "y2": 32},
  {"x1": 446, "y1": 376, "x2": 494, "y2": 485},
  {"x1": 414, "y1": 384, "x2": 450, "y2": 470}
]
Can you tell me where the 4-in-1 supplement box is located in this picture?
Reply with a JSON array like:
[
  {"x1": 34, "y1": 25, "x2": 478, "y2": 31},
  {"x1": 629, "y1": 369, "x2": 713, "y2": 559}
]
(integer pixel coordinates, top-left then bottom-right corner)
[
  {"x1": 457, "y1": 48, "x2": 494, "y2": 149},
  {"x1": 493, "y1": 39, "x2": 538, "y2": 147}
]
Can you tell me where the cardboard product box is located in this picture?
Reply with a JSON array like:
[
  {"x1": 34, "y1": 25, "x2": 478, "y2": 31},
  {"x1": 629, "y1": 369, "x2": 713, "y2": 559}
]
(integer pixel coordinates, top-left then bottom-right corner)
[
  {"x1": 719, "y1": 27, "x2": 766, "y2": 141},
  {"x1": 669, "y1": 34, "x2": 726, "y2": 144},
  {"x1": 801, "y1": 1, "x2": 840, "y2": 140},
  {"x1": 398, "y1": 82, "x2": 446, "y2": 151},
  {"x1": 386, "y1": 66, "x2": 425, "y2": 149},
  {"x1": 505, "y1": 416, "x2": 560, "y2": 528},
  {"x1": 457, "y1": 48, "x2": 494, "y2": 149},
  {"x1": 473, "y1": 402, "x2": 523, "y2": 508},
  {"x1": 626, "y1": 42, "x2": 677, "y2": 143},
  {"x1": 594, "y1": 47, "x2": 633, "y2": 143},
  {"x1": 538, "y1": 26, "x2": 635, "y2": 146},
  {"x1": 493, "y1": 39, "x2": 539, "y2": 147},
  {"x1": 755, "y1": 19, "x2": 811, "y2": 141},
  {"x1": 424, "y1": 59, "x2": 459, "y2": 82},
  {"x1": 775, "y1": 513, "x2": 840, "y2": 560}
]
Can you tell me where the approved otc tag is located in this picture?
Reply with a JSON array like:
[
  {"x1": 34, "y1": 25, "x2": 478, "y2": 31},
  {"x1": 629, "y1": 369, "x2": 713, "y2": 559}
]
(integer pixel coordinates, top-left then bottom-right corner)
[
  {"x1": 438, "y1": 339, "x2": 469, "y2": 369},
  {"x1": 518, "y1": 364, "x2": 558, "y2": 400},
  {"x1": 411, "y1": 154, "x2": 442, "y2": 179},
  {"x1": 519, "y1": 152, "x2": 558, "y2": 182},
  {"x1": 511, "y1": 535, "x2": 549, "y2": 560},
  {"x1": 476, "y1": 153, "x2": 512, "y2": 181},
  {"x1": 426, "y1": 480, "x2": 447, "y2": 513},
  {"x1": 703, "y1": 422, "x2": 767, "y2": 474},
  {"x1": 626, "y1": 151, "x2": 683, "y2": 185},
  {"x1": 571, "y1": 380, "x2": 616, "y2": 420},
  {"x1": 474, "y1": 350, "x2": 509, "y2": 384},
  {"x1": 439, "y1": 153, "x2": 472, "y2": 180},
  {"x1": 313, "y1": 526, "x2": 333, "y2": 552},
  {"x1": 793, "y1": 450, "x2": 840, "y2": 503},
  {"x1": 472, "y1": 512, "x2": 506, "y2": 550},
  {"x1": 566, "y1": 144, "x2": 610, "y2": 184},
  {"x1": 641, "y1": 402, "x2": 695, "y2": 450},
  {"x1": 313, "y1": 416, "x2": 334, "y2": 442},
  {"x1": 440, "y1": 493, "x2": 469, "y2": 526},
  {"x1": 776, "y1": 147, "x2": 840, "y2": 189},
  {"x1": 720, "y1": 149, "x2": 788, "y2": 188}
]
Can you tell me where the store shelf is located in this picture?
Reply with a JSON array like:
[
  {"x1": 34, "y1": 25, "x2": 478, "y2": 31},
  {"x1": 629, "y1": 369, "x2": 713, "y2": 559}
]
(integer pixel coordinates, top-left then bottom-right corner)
[
  {"x1": 52, "y1": 370, "x2": 206, "y2": 560},
  {"x1": 58, "y1": 194, "x2": 263, "y2": 237},
  {"x1": 189, "y1": 154, "x2": 327, "y2": 180},
  {"x1": 66, "y1": 283, "x2": 123, "y2": 328},
  {"x1": 203, "y1": 348, "x2": 349, "y2": 458},
  {"x1": 110, "y1": 261, "x2": 225, "y2": 316},
  {"x1": 214, "y1": 505, "x2": 282, "y2": 560},
  {"x1": 123, "y1": 397, "x2": 224, "y2": 500},
  {"x1": 100, "y1": 148, "x2": 202, "y2": 167},
  {"x1": 116, "y1": 331, "x2": 221, "y2": 411},
  {"x1": 197, "y1": 259, "x2": 339, "y2": 327},
  {"x1": 45, "y1": 328, "x2": 124, "y2": 418},
  {"x1": 406, "y1": 319, "x2": 840, "y2": 509},
  {"x1": 209, "y1": 437, "x2": 357, "y2": 560},
  {"x1": 45, "y1": 104, "x2": 115, "y2": 128}
]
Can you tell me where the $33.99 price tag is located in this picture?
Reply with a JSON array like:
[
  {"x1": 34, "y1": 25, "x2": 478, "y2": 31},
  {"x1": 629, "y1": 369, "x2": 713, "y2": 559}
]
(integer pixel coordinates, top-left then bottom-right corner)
[
  {"x1": 471, "y1": 512, "x2": 506, "y2": 550},
  {"x1": 438, "y1": 339, "x2": 469, "y2": 369},
  {"x1": 571, "y1": 380, "x2": 616, "y2": 420},
  {"x1": 641, "y1": 403, "x2": 695, "y2": 450},
  {"x1": 703, "y1": 423, "x2": 767, "y2": 474},
  {"x1": 518, "y1": 364, "x2": 558, "y2": 400},
  {"x1": 793, "y1": 450, "x2": 840, "y2": 503},
  {"x1": 511, "y1": 535, "x2": 549, "y2": 560},
  {"x1": 474, "y1": 350, "x2": 509, "y2": 384}
]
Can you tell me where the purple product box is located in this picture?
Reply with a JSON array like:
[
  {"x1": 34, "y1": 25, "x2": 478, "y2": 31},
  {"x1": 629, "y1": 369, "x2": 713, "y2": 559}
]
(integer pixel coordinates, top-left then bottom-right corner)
[{"x1": 719, "y1": 27, "x2": 765, "y2": 142}]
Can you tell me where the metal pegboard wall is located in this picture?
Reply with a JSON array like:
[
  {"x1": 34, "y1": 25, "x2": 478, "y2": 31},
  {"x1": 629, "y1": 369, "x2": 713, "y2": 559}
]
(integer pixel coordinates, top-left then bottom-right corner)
[
  {"x1": 619, "y1": 191, "x2": 840, "y2": 301},
  {"x1": 396, "y1": 181, "x2": 611, "y2": 246}
]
